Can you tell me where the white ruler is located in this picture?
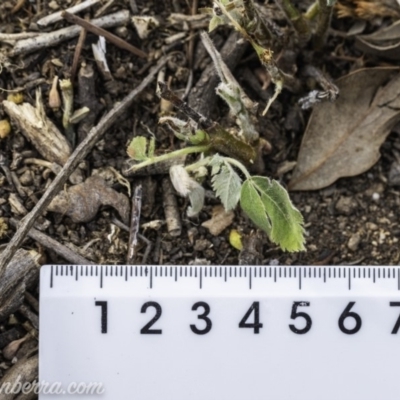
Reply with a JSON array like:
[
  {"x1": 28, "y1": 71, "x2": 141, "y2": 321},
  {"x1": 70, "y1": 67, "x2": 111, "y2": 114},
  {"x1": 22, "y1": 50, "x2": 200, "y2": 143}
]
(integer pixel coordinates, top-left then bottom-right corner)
[{"x1": 40, "y1": 265, "x2": 400, "y2": 400}]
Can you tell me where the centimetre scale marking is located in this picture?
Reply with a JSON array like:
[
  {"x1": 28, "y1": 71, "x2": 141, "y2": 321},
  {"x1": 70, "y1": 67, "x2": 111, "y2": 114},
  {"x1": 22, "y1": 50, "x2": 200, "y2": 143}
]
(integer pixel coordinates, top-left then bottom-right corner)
[{"x1": 49, "y1": 265, "x2": 400, "y2": 291}]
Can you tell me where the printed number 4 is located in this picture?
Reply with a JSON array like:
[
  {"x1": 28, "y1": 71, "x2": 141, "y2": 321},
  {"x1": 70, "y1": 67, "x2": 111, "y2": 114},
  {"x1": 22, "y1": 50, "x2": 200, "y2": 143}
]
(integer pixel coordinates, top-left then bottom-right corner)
[{"x1": 239, "y1": 302, "x2": 263, "y2": 334}]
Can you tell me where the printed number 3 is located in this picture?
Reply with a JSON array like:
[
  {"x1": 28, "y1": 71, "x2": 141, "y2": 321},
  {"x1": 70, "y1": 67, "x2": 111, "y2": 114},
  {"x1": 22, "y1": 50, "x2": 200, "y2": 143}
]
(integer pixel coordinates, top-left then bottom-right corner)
[{"x1": 190, "y1": 302, "x2": 212, "y2": 335}]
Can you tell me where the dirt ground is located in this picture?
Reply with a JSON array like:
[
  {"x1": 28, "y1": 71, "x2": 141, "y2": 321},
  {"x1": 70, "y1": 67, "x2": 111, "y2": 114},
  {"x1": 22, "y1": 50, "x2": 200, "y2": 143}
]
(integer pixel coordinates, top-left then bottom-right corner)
[
  {"x1": 0, "y1": 0, "x2": 400, "y2": 394},
  {"x1": 1, "y1": 0, "x2": 400, "y2": 270}
]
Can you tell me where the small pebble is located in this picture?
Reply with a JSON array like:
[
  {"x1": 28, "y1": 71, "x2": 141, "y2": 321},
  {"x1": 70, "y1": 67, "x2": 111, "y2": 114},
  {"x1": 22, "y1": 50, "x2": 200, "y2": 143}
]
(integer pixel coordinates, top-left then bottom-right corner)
[
  {"x1": 194, "y1": 239, "x2": 211, "y2": 252},
  {"x1": 335, "y1": 196, "x2": 357, "y2": 215},
  {"x1": 348, "y1": 233, "x2": 361, "y2": 252},
  {"x1": 19, "y1": 170, "x2": 33, "y2": 186},
  {"x1": 366, "y1": 222, "x2": 378, "y2": 231}
]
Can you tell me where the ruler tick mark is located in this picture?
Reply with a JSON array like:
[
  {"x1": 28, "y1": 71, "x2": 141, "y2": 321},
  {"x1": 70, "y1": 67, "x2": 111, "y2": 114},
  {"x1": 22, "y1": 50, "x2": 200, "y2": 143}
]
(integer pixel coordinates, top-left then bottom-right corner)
[
  {"x1": 150, "y1": 267, "x2": 153, "y2": 289},
  {"x1": 324, "y1": 268, "x2": 326, "y2": 283},
  {"x1": 100, "y1": 267, "x2": 103, "y2": 288},
  {"x1": 50, "y1": 265, "x2": 53, "y2": 288},
  {"x1": 349, "y1": 272, "x2": 351, "y2": 290},
  {"x1": 299, "y1": 270, "x2": 302, "y2": 290},
  {"x1": 75, "y1": 267, "x2": 78, "y2": 281},
  {"x1": 200, "y1": 268, "x2": 202, "y2": 289},
  {"x1": 249, "y1": 268, "x2": 252, "y2": 290}
]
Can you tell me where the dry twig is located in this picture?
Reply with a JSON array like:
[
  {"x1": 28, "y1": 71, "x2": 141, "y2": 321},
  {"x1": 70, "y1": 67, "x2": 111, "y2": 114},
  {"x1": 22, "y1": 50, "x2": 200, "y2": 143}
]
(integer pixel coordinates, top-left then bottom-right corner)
[
  {"x1": 62, "y1": 11, "x2": 148, "y2": 59},
  {"x1": 127, "y1": 185, "x2": 142, "y2": 264},
  {"x1": 11, "y1": 10, "x2": 130, "y2": 56},
  {"x1": 36, "y1": 0, "x2": 101, "y2": 27}
]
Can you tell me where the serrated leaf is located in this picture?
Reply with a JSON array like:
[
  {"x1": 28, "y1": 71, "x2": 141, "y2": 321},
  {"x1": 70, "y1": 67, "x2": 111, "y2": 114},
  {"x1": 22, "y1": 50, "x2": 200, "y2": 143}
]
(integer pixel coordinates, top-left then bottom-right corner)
[
  {"x1": 127, "y1": 136, "x2": 149, "y2": 161},
  {"x1": 240, "y1": 179, "x2": 272, "y2": 236},
  {"x1": 211, "y1": 163, "x2": 242, "y2": 211},
  {"x1": 240, "y1": 177, "x2": 305, "y2": 252},
  {"x1": 209, "y1": 154, "x2": 223, "y2": 176}
]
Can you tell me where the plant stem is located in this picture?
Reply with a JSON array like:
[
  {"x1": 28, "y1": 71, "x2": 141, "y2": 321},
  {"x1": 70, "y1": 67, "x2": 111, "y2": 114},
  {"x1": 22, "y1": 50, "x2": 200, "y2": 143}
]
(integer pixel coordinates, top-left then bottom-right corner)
[
  {"x1": 223, "y1": 157, "x2": 251, "y2": 179},
  {"x1": 313, "y1": 0, "x2": 334, "y2": 49},
  {"x1": 128, "y1": 145, "x2": 211, "y2": 173},
  {"x1": 278, "y1": 0, "x2": 311, "y2": 44},
  {"x1": 242, "y1": 0, "x2": 273, "y2": 48},
  {"x1": 304, "y1": 1, "x2": 319, "y2": 20},
  {"x1": 184, "y1": 156, "x2": 212, "y2": 173}
]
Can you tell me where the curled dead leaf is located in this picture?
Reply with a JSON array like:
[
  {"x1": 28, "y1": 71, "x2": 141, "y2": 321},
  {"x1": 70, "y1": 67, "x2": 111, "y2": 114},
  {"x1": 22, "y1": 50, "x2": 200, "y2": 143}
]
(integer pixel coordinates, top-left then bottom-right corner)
[
  {"x1": 202, "y1": 205, "x2": 234, "y2": 236},
  {"x1": 48, "y1": 176, "x2": 130, "y2": 224},
  {"x1": 289, "y1": 68, "x2": 400, "y2": 191},
  {"x1": 356, "y1": 20, "x2": 400, "y2": 60}
]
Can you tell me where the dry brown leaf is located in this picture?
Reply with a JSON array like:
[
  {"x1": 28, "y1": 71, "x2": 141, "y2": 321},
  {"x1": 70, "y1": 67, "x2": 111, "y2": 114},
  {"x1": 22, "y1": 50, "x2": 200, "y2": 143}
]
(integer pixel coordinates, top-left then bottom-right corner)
[
  {"x1": 48, "y1": 176, "x2": 130, "y2": 223},
  {"x1": 202, "y1": 205, "x2": 234, "y2": 236},
  {"x1": 356, "y1": 20, "x2": 400, "y2": 60},
  {"x1": 289, "y1": 68, "x2": 400, "y2": 191},
  {"x1": 336, "y1": 0, "x2": 400, "y2": 19}
]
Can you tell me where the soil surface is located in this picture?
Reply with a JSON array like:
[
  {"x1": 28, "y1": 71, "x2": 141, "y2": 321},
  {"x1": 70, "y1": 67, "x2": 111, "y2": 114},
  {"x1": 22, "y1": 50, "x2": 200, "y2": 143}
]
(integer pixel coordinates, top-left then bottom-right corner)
[
  {"x1": 0, "y1": 0, "x2": 400, "y2": 391},
  {"x1": 1, "y1": 1, "x2": 400, "y2": 266}
]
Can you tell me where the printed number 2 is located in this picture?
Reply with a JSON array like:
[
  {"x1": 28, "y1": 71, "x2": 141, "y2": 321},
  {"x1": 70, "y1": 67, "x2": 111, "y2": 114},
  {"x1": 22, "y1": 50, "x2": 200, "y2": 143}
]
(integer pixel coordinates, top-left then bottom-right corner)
[
  {"x1": 239, "y1": 302, "x2": 263, "y2": 334},
  {"x1": 289, "y1": 301, "x2": 312, "y2": 334},
  {"x1": 140, "y1": 302, "x2": 162, "y2": 334}
]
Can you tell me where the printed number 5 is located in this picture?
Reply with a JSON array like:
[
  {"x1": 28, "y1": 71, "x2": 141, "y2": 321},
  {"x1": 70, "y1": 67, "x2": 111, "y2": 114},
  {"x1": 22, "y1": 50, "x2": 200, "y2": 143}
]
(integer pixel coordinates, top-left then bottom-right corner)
[{"x1": 289, "y1": 301, "x2": 312, "y2": 334}]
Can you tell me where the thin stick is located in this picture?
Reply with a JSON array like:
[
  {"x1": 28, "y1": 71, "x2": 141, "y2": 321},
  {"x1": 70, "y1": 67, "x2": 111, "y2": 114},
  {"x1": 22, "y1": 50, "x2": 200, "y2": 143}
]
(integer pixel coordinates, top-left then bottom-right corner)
[
  {"x1": 11, "y1": 10, "x2": 130, "y2": 56},
  {"x1": 71, "y1": 26, "x2": 87, "y2": 82},
  {"x1": 36, "y1": 0, "x2": 100, "y2": 27},
  {"x1": 62, "y1": 11, "x2": 148, "y2": 59},
  {"x1": 9, "y1": 218, "x2": 94, "y2": 265},
  {"x1": 0, "y1": 55, "x2": 169, "y2": 274},
  {"x1": 127, "y1": 185, "x2": 142, "y2": 264}
]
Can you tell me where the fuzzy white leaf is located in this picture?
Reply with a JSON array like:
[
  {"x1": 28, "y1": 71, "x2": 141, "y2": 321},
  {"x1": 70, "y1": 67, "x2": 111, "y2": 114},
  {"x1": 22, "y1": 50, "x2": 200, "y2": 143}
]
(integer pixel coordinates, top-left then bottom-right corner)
[
  {"x1": 211, "y1": 160, "x2": 242, "y2": 211},
  {"x1": 187, "y1": 185, "x2": 205, "y2": 217},
  {"x1": 170, "y1": 165, "x2": 205, "y2": 217}
]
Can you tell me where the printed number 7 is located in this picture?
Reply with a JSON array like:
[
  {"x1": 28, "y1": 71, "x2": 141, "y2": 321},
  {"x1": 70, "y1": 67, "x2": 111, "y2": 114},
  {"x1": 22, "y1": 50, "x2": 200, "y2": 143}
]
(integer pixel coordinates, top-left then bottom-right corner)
[{"x1": 390, "y1": 302, "x2": 400, "y2": 334}]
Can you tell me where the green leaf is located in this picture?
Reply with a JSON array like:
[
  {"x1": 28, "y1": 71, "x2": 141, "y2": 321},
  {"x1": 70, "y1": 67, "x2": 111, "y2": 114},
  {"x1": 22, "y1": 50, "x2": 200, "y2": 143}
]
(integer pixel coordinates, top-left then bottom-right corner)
[
  {"x1": 240, "y1": 177, "x2": 305, "y2": 252},
  {"x1": 209, "y1": 154, "x2": 223, "y2": 176},
  {"x1": 211, "y1": 162, "x2": 242, "y2": 211},
  {"x1": 148, "y1": 137, "x2": 155, "y2": 158},
  {"x1": 209, "y1": 15, "x2": 225, "y2": 32},
  {"x1": 127, "y1": 136, "x2": 149, "y2": 161},
  {"x1": 240, "y1": 179, "x2": 272, "y2": 236}
]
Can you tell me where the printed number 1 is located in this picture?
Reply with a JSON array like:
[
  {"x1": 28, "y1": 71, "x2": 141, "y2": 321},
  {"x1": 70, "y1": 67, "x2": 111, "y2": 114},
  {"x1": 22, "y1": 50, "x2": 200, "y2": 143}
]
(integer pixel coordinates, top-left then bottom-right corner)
[{"x1": 95, "y1": 301, "x2": 107, "y2": 334}]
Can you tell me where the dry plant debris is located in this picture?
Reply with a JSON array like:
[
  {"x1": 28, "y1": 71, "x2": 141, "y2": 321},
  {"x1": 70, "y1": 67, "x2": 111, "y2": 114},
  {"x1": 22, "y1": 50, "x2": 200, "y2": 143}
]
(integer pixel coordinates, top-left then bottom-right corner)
[
  {"x1": 356, "y1": 20, "x2": 400, "y2": 60},
  {"x1": 289, "y1": 68, "x2": 400, "y2": 191},
  {"x1": 47, "y1": 175, "x2": 130, "y2": 224}
]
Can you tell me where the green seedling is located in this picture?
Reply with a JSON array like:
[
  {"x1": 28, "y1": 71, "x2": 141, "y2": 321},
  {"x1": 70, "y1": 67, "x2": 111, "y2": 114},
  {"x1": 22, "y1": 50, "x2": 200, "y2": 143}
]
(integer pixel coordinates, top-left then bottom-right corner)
[{"x1": 127, "y1": 33, "x2": 305, "y2": 252}]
